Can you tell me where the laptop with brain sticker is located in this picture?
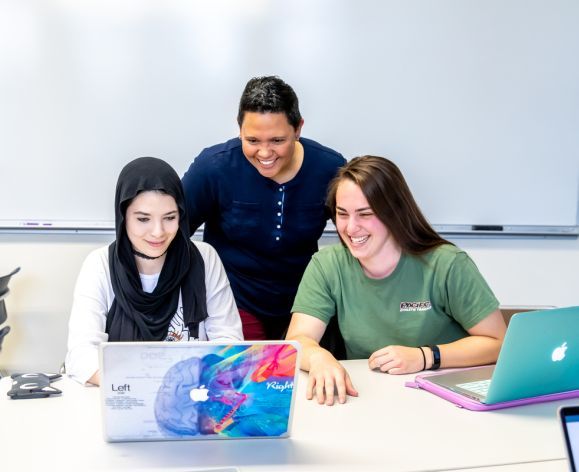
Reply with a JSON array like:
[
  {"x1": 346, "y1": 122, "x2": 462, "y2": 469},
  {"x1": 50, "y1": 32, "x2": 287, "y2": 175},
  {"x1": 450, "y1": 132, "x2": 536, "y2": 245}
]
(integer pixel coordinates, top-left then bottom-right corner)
[{"x1": 99, "y1": 341, "x2": 300, "y2": 442}]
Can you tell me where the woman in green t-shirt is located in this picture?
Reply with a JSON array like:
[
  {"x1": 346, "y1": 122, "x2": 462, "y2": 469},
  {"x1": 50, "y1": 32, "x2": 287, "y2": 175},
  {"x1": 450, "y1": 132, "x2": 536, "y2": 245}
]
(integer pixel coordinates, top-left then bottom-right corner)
[{"x1": 286, "y1": 155, "x2": 507, "y2": 405}]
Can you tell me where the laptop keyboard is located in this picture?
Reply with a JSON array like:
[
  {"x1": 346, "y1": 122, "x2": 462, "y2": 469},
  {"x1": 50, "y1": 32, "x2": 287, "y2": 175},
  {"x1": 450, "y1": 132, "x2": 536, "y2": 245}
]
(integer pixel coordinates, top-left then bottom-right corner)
[{"x1": 456, "y1": 379, "x2": 491, "y2": 396}]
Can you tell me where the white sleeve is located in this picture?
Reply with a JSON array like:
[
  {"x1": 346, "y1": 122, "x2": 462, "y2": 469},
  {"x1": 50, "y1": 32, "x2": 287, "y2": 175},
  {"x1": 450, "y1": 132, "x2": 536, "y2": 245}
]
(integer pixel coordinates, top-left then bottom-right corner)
[
  {"x1": 65, "y1": 247, "x2": 113, "y2": 385},
  {"x1": 196, "y1": 242, "x2": 243, "y2": 341}
]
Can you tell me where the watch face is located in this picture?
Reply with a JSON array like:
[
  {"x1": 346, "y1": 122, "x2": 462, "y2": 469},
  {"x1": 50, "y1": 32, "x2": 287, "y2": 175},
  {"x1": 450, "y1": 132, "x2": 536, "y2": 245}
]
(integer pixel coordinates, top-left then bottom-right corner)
[{"x1": 430, "y1": 345, "x2": 441, "y2": 370}]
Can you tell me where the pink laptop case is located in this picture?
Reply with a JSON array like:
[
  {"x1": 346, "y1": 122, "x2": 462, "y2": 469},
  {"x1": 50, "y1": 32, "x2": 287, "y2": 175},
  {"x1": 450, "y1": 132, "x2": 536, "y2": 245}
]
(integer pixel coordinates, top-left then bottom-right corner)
[{"x1": 406, "y1": 371, "x2": 579, "y2": 411}]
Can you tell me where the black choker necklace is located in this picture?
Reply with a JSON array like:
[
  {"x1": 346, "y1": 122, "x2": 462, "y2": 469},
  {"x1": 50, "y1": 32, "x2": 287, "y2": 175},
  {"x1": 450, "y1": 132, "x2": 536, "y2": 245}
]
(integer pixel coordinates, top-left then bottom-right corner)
[{"x1": 132, "y1": 248, "x2": 166, "y2": 260}]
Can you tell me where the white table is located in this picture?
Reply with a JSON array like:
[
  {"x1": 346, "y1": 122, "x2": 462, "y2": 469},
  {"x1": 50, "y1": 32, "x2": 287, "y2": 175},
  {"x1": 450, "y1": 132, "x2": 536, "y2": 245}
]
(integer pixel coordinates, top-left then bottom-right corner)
[
  {"x1": 446, "y1": 461, "x2": 568, "y2": 471},
  {"x1": 1, "y1": 360, "x2": 575, "y2": 471}
]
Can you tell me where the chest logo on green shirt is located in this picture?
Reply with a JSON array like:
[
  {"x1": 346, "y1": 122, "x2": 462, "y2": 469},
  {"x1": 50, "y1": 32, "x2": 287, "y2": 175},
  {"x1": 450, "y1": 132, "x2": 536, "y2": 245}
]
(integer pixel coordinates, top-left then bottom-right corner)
[{"x1": 400, "y1": 301, "x2": 432, "y2": 312}]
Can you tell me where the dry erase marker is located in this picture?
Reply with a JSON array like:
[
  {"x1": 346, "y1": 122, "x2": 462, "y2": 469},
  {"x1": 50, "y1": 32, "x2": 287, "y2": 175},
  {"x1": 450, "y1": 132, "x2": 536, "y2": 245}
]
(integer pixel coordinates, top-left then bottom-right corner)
[{"x1": 471, "y1": 225, "x2": 504, "y2": 231}]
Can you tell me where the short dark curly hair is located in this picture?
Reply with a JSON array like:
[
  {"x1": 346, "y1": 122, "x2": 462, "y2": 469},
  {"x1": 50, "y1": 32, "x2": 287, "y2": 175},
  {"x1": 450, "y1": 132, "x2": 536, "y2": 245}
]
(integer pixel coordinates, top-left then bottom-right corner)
[{"x1": 237, "y1": 76, "x2": 302, "y2": 129}]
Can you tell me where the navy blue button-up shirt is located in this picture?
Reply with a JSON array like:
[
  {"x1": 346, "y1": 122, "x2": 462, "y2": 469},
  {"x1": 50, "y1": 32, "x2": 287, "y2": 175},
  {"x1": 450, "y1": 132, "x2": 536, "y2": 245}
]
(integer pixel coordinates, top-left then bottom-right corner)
[{"x1": 182, "y1": 137, "x2": 345, "y2": 318}]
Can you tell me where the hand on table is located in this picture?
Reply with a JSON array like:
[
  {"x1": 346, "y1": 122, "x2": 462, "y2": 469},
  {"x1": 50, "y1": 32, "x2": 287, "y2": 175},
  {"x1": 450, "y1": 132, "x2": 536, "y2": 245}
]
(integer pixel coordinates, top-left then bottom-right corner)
[
  {"x1": 368, "y1": 345, "x2": 426, "y2": 374},
  {"x1": 307, "y1": 350, "x2": 358, "y2": 406}
]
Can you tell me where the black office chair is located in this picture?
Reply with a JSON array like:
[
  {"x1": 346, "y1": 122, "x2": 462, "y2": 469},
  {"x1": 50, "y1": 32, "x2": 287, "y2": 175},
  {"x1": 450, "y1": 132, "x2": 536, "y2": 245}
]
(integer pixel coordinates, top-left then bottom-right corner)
[{"x1": 0, "y1": 267, "x2": 20, "y2": 353}]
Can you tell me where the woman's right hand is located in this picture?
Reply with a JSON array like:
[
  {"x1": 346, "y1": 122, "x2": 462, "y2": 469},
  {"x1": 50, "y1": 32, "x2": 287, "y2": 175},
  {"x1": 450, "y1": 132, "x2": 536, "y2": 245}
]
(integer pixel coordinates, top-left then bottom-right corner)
[
  {"x1": 307, "y1": 349, "x2": 358, "y2": 405},
  {"x1": 286, "y1": 312, "x2": 358, "y2": 405}
]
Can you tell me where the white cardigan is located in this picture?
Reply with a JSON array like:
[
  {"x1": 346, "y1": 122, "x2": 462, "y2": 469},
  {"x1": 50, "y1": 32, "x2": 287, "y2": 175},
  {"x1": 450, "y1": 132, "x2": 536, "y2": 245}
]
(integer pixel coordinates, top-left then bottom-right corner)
[{"x1": 65, "y1": 241, "x2": 243, "y2": 384}]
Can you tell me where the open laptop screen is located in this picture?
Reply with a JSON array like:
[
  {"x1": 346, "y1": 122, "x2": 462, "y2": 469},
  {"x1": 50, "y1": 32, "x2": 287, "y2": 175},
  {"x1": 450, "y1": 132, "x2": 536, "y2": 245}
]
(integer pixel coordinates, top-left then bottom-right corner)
[{"x1": 560, "y1": 406, "x2": 579, "y2": 472}]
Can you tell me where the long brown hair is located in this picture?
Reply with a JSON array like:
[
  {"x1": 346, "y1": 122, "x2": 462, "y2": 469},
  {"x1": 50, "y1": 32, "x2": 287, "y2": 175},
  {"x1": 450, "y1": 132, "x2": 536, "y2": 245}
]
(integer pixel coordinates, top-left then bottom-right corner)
[{"x1": 327, "y1": 155, "x2": 451, "y2": 255}]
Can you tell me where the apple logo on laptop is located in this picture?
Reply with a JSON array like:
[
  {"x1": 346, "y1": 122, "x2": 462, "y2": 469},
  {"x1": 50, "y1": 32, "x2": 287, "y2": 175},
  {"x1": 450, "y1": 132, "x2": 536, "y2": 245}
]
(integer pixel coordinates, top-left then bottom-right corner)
[
  {"x1": 551, "y1": 342, "x2": 568, "y2": 362},
  {"x1": 189, "y1": 385, "x2": 209, "y2": 402}
]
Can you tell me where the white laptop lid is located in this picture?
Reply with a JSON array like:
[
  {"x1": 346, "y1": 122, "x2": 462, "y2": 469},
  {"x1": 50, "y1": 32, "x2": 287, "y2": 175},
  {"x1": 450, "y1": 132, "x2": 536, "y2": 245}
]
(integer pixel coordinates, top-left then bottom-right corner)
[{"x1": 99, "y1": 340, "x2": 300, "y2": 442}]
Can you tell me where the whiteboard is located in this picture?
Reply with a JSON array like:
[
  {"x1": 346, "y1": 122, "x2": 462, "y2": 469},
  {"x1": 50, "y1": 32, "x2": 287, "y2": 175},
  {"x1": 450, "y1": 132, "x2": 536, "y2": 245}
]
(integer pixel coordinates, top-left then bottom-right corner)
[{"x1": 0, "y1": 0, "x2": 578, "y2": 234}]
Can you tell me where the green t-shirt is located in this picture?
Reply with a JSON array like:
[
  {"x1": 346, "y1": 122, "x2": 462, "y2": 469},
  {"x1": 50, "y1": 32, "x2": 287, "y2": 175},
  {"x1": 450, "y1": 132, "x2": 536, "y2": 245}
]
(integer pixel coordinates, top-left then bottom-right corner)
[{"x1": 291, "y1": 244, "x2": 499, "y2": 359}]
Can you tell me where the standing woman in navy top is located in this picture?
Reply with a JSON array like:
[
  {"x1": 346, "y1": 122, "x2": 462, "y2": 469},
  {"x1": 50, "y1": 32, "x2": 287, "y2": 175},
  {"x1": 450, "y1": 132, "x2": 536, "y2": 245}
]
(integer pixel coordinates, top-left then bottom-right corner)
[{"x1": 182, "y1": 76, "x2": 346, "y2": 340}]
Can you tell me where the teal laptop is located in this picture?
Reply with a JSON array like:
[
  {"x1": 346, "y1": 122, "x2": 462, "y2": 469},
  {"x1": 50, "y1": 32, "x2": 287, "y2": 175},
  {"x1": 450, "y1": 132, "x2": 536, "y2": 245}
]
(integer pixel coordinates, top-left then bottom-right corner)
[{"x1": 415, "y1": 306, "x2": 579, "y2": 409}]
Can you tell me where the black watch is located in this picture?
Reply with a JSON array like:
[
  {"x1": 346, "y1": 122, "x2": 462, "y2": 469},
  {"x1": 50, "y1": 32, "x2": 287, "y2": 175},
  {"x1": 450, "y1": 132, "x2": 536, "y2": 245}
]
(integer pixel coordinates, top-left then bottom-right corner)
[{"x1": 428, "y1": 345, "x2": 441, "y2": 370}]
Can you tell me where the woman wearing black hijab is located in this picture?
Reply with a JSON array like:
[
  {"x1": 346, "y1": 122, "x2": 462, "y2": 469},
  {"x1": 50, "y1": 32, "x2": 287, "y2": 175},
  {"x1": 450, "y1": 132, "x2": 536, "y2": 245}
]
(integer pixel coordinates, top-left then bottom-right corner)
[{"x1": 65, "y1": 157, "x2": 243, "y2": 386}]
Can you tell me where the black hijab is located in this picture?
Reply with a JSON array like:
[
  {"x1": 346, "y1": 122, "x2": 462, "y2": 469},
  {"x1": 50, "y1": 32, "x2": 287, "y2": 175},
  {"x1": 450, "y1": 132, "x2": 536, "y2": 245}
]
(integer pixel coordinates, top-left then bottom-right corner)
[{"x1": 105, "y1": 157, "x2": 208, "y2": 341}]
